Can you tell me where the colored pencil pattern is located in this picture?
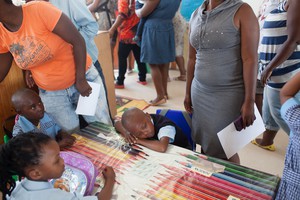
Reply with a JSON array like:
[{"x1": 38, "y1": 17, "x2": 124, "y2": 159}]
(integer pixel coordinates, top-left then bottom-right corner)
[{"x1": 69, "y1": 122, "x2": 280, "y2": 199}]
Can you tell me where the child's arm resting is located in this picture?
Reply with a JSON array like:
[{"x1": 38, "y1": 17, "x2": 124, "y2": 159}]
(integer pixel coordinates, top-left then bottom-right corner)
[
  {"x1": 56, "y1": 131, "x2": 76, "y2": 149},
  {"x1": 137, "y1": 137, "x2": 170, "y2": 153},
  {"x1": 97, "y1": 166, "x2": 115, "y2": 200}
]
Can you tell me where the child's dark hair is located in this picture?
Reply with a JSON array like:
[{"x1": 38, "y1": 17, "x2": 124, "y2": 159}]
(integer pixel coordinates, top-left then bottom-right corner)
[
  {"x1": 4, "y1": 0, "x2": 13, "y2": 4},
  {"x1": 0, "y1": 133, "x2": 52, "y2": 200}
]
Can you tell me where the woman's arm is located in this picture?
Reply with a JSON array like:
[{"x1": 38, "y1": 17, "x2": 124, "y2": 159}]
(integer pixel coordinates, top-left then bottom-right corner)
[
  {"x1": 88, "y1": 0, "x2": 102, "y2": 14},
  {"x1": 0, "y1": 52, "x2": 14, "y2": 82},
  {"x1": 261, "y1": 0, "x2": 300, "y2": 84},
  {"x1": 108, "y1": 15, "x2": 124, "y2": 38},
  {"x1": 135, "y1": 0, "x2": 160, "y2": 18},
  {"x1": 280, "y1": 72, "x2": 300, "y2": 104},
  {"x1": 236, "y1": 4, "x2": 259, "y2": 127},
  {"x1": 184, "y1": 40, "x2": 196, "y2": 114},
  {"x1": 52, "y1": 13, "x2": 92, "y2": 96}
]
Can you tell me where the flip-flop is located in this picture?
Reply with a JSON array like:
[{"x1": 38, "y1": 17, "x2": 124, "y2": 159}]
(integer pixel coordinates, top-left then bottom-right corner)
[{"x1": 251, "y1": 140, "x2": 276, "y2": 151}]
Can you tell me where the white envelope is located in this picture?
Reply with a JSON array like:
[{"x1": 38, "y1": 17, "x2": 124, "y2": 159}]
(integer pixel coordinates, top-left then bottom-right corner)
[
  {"x1": 75, "y1": 81, "x2": 100, "y2": 116},
  {"x1": 217, "y1": 105, "x2": 265, "y2": 158}
]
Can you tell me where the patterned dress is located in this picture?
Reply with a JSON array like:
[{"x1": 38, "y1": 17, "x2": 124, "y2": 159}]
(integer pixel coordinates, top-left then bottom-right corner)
[{"x1": 276, "y1": 96, "x2": 300, "y2": 200}]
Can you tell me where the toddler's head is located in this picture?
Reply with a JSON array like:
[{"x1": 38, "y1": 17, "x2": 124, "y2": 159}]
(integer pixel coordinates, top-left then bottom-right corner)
[
  {"x1": 11, "y1": 88, "x2": 45, "y2": 122},
  {"x1": 121, "y1": 107, "x2": 155, "y2": 139},
  {"x1": 0, "y1": 133, "x2": 65, "y2": 199}
]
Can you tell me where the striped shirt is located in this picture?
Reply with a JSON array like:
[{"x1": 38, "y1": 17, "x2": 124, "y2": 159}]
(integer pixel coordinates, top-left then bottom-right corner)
[{"x1": 259, "y1": 1, "x2": 300, "y2": 89}]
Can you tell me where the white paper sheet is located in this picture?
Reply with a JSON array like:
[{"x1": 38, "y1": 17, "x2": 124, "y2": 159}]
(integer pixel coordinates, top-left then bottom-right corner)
[
  {"x1": 75, "y1": 82, "x2": 100, "y2": 116},
  {"x1": 217, "y1": 105, "x2": 265, "y2": 158}
]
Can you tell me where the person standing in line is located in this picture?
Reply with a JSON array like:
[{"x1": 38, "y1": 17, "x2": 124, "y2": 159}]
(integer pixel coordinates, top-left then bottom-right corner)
[
  {"x1": 28, "y1": 0, "x2": 113, "y2": 122},
  {"x1": 252, "y1": 0, "x2": 300, "y2": 151},
  {"x1": 0, "y1": 0, "x2": 112, "y2": 133},
  {"x1": 108, "y1": 0, "x2": 147, "y2": 89},
  {"x1": 185, "y1": 0, "x2": 258, "y2": 164},
  {"x1": 136, "y1": 0, "x2": 181, "y2": 106}
]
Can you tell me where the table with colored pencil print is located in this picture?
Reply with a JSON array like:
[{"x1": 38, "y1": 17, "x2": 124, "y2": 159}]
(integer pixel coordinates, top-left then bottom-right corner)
[{"x1": 68, "y1": 122, "x2": 280, "y2": 200}]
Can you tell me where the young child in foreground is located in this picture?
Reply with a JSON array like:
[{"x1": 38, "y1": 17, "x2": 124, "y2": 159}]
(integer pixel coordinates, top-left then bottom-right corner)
[
  {"x1": 276, "y1": 72, "x2": 300, "y2": 199},
  {"x1": 115, "y1": 107, "x2": 192, "y2": 152},
  {"x1": 0, "y1": 133, "x2": 115, "y2": 200},
  {"x1": 11, "y1": 88, "x2": 75, "y2": 149}
]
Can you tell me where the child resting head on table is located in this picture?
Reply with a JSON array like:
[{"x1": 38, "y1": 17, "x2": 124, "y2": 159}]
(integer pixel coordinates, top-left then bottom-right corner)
[
  {"x1": 11, "y1": 88, "x2": 76, "y2": 150},
  {"x1": 0, "y1": 133, "x2": 116, "y2": 200},
  {"x1": 114, "y1": 107, "x2": 192, "y2": 152}
]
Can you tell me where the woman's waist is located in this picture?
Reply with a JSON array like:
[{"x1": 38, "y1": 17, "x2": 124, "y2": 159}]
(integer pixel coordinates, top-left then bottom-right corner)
[{"x1": 144, "y1": 18, "x2": 173, "y2": 27}]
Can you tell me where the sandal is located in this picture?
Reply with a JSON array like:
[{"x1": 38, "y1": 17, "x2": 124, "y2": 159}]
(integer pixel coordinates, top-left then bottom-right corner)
[
  {"x1": 174, "y1": 75, "x2": 186, "y2": 81},
  {"x1": 251, "y1": 139, "x2": 275, "y2": 151}
]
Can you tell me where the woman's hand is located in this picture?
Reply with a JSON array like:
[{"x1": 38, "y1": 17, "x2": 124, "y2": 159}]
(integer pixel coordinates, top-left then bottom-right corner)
[
  {"x1": 240, "y1": 101, "x2": 255, "y2": 129},
  {"x1": 25, "y1": 70, "x2": 35, "y2": 88},
  {"x1": 75, "y1": 79, "x2": 92, "y2": 97},
  {"x1": 184, "y1": 94, "x2": 193, "y2": 114},
  {"x1": 260, "y1": 66, "x2": 272, "y2": 85}
]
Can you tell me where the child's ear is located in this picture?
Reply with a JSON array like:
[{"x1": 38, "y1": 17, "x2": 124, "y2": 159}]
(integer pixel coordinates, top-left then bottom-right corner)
[{"x1": 26, "y1": 168, "x2": 43, "y2": 180}]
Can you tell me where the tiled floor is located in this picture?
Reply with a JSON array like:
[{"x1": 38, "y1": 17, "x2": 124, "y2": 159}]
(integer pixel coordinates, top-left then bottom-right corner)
[{"x1": 114, "y1": 69, "x2": 288, "y2": 177}]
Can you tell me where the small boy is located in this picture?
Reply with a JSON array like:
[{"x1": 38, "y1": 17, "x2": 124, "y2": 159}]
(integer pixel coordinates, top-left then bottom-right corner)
[
  {"x1": 108, "y1": 0, "x2": 147, "y2": 88},
  {"x1": 11, "y1": 88, "x2": 76, "y2": 149},
  {"x1": 114, "y1": 107, "x2": 192, "y2": 152},
  {"x1": 276, "y1": 72, "x2": 300, "y2": 199}
]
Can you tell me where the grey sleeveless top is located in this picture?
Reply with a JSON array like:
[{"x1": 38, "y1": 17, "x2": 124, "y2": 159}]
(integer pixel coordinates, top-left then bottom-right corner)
[{"x1": 189, "y1": 0, "x2": 244, "y2": 90}]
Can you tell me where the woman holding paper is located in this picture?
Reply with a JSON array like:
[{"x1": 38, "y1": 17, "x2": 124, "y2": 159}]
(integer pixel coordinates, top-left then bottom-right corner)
[
  {"x1": 184, "y1": 0, "x2": 258, "y2": 163},
  {"x1": 0, "y1": 0, "x2": 112, "y2": 132}
]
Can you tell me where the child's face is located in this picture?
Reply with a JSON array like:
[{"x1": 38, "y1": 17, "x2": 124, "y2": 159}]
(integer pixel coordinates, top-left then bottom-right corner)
[
  {"x1": 34, "y1": 140, "x2": 65, "y2": 180},
  {"x1": 19, "y1": 93, "x2": 44, "y2": 121},
  {"x1": 130, "y1": 113, "x2": 155, "y2": 139}
]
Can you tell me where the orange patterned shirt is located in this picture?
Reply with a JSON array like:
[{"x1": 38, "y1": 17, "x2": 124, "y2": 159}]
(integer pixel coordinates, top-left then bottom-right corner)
[{"x1": 118, "y1": 0, "x2": 140, "y2": 43}]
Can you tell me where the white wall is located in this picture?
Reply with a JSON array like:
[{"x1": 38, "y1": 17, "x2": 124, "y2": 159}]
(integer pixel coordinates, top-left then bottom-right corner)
[{"x1": 244, "y1": 0, "x2": 264, "y2": 15}]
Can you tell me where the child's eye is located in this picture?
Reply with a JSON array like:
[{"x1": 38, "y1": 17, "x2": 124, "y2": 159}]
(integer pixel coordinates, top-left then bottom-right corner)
[{"x1": 31, "y1": 105, "x2": 36, "y2": 110}]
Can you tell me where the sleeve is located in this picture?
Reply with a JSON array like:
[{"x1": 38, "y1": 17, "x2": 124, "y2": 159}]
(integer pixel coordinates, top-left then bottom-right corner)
[
  {"x1": 47, "y1": 113, "x2": 61, "y2": 135},
  {"x1": 36, "y1": 1, "x2": 62, "y2": 32},
  {"x1": 281, "y1": 97, "x2": 300, "y2": 135},
  {"x1": 157, "y1": 125, "x2": 176, "y2": 143},
  {"x1": 12, "y1": 122, "x2": 24, "y2": 137},
  {"x1": 69, "y1": 0, "x2": 99, "y2": 40},
  {"x1": 118, "y1": 0, "x2": 130, "y2": 18}
]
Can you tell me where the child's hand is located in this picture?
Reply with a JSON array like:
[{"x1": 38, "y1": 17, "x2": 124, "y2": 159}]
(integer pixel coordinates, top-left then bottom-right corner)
[
  {"x1": 125, "y1": 133, "x2": 138, "y2": 145},
  {"x1": 57, "y1": 132, "x2": 76, "y2": 149},
  {"x1": 102, "y1": 166, "x2": 115, "y2": 181}
]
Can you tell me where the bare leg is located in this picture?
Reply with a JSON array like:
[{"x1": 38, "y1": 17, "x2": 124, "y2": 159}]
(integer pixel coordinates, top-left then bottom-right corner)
[
  {"x1": 255, "y1": 129, "x2": 277, "y2": 146},
  {"x1": 170, "y1": 61, "x2": 177, "y2": 70},
  {"x1": 159, "y1": 63, "x2": 169, "y2": 99},
  {"x1": 255, "y1": 93, "x2": 263, "y2": 115},
  {"x1": 176, "y1": 56, "x2": 186, "y2": 76},
  {"x1": 149, "y1": 64, "x2": 167, "y2": 105}
]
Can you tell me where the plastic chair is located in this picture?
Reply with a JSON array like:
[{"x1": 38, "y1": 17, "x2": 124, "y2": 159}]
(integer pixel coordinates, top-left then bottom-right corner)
[{"x1": 156, "y1": 109, "x2": 195, "y2": 149}]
